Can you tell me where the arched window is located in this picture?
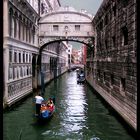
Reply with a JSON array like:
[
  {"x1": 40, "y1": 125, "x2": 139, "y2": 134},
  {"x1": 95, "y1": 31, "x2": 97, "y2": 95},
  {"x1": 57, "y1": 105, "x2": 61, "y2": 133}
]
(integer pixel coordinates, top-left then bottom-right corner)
[
  {"x1": 9, "y1": 8, "x2": 13, "y2": 37},
  {"x1": 26, "y1": 21, "x2": 29, "y2": 42},
  {"x1": 23, "y1": 18, "x2": 25, "y2": 41},
  {"x1": 19, "y1": 15, "x2": 22, "y2": 40},
  {"x1": 121, "y1": 26, "x2": 128, "y2": 46},
  {"x1": 32, "y1": 26, "x2": 35, "y2": 44},
  {"x1": 29, "y1": 22, "x2": 32, "y2": 43},
  {"x1": 14, "y1": 12, "x2": 18, "y2": 38}
]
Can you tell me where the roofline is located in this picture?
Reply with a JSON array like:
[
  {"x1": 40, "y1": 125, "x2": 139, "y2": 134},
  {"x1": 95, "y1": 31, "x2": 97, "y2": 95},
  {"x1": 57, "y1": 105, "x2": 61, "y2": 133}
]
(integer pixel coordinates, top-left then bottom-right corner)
[{"x1": 40, "y1": 11, "x2": 93, "y2": 22}]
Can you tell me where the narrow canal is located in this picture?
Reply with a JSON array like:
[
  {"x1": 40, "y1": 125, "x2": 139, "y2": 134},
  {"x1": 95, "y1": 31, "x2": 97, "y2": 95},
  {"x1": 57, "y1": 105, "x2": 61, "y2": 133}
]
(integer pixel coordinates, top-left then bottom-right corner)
[{"x1": 3, "y1": 71, "x2": 136, "y2": 140}]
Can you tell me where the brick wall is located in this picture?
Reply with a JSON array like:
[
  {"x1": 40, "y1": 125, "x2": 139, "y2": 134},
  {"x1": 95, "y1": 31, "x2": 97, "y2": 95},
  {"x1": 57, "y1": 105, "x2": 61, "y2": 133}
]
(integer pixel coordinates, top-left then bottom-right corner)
[{"x1": 86, "y1": 0, "x2": 137, "y2": 130}]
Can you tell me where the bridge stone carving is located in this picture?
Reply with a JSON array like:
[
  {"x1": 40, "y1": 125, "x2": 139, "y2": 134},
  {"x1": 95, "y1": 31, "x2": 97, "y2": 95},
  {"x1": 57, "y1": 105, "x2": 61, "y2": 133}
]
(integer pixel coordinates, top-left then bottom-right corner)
[{"x1": 39, "y1": 6, "x2": 94, "y2": 47}]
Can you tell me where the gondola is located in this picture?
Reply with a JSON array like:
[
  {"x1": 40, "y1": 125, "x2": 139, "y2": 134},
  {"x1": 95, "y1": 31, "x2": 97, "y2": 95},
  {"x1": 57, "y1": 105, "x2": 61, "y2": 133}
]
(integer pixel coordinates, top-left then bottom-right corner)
[
  {"x1": 77, "y1": 73, "x2": 85, "y2": 84},
  {"x1": 36, "y1": 98, "x2": 55, "y2": 120}
]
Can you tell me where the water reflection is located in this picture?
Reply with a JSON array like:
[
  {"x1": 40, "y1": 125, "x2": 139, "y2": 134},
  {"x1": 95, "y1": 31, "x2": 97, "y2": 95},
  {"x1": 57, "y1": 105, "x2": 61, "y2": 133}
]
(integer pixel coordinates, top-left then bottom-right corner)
[
  {"x1": 3, "y1": 71, "x2": 136, "y2": 140},
  {"x1": 59, "y1": 72, "x2": 87, "y2": 134}
]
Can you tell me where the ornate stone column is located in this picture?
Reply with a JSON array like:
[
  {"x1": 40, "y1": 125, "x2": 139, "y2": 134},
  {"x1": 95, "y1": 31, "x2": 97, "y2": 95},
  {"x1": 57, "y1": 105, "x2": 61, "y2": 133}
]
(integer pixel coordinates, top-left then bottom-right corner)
[{"x1": 3, "y1": 0, "x2": 9, "y2": 107}]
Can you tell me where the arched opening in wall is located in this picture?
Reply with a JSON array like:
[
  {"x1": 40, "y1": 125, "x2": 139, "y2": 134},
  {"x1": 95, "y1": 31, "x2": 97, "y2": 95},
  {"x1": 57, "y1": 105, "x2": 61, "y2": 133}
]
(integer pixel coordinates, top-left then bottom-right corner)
[
  {"x1": 38, "y1": 38, "x2": 94, "y2": 71},
  {"x1": 36, "y1": 38, "x2": 94, "y2": 94},
  {"x1": 121, "y1": 26, "x2": 128, "y2": 46}
]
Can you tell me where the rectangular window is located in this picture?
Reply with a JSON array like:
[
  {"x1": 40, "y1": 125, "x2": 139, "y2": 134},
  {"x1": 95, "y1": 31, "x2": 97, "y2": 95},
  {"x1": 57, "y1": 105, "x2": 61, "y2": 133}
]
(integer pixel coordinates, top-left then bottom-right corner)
[
  {"x1": 17, "y1": 67, "x2": 19, "y2": 78},
  {"x1": 122, "y1": 26, "x2": 128, "y2": 45},
  {"x1": 112, "y1": 36, "x2": 115, "y2": 48},
  {"x1": 111, "y1": 74, "x2": 114, "y2": 85},
  {"x1": 103, "y1": 72, "x2": 106, "y2": 83},
  {"x1": 105, "y1": 40, "x2": 108, "y2": 50},
  {"x1": 121, "y1": 78, "x2": 126, "y2": 91},
  {"x1": 8, "y1": 67, "x2": 13, "y2": 80},
  {"x1": 53, "y1": 25, "x2": 59, "y2": 31},
  {"x1": 9, "y1": 50, "x2": 12, "y2": 62},
  {"x1": 20, "y1": 67, "x2": 23, "y2": 77},
  {"x1": 104, "y1": 14, "x2": 108, "y2": 25},
  {"x1": 99, "y1": 20, "x2": 103, "y2": 30},
  {"x1": 14, "y1": 52, "x2": 17, "y2": 63},
  {"x1": 122, "y1": 0, "x2": 128, "y2": 7},
  {"x1": 26, "y1": 53, "x2": 28, "y2": 63},
  {"x1": 19, "y1": 53, "x2": 21, "y2": 63},
  {"x1": 29, "y1": 54, "x2": 31, "y2": 63},
  {"x1": 97, "y1": 69, "x2": 101, "y2": 80},
  {"x1": 113, "y1": 5, "x2": 116, "y2": 17},
  {"x1": 13, "y1": 67, "x2": 15, "y2": 79},
  {"x1": 23, "y1": 52, "x2": 25, "y2": 63},
  {"x1": 75, "y1": 25, "x2": 80, "y2": 31}
]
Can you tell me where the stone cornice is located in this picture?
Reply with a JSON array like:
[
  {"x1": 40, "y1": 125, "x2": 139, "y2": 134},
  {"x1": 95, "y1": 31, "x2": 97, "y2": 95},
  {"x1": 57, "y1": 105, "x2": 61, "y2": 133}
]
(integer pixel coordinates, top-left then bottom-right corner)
[
  {"x1": 4, "y1": 37, "x2": 39, "y2": 52},
  {"x1": 39, "y1": 22, "x2": 93, "y2": 24},
  {"x1": 40, "y1": 11, "x2": 93, "y2": 22}
]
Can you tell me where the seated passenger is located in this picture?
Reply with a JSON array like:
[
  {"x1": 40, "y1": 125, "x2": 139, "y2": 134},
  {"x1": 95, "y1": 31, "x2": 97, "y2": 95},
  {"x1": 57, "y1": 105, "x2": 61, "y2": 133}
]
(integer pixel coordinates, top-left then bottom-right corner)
[
  {"x1": 47, "y1": 98, "x2": 54, "y2": 111},
  {"x1": 40, "y1": 103, "x2": 47, "y2": 111}
]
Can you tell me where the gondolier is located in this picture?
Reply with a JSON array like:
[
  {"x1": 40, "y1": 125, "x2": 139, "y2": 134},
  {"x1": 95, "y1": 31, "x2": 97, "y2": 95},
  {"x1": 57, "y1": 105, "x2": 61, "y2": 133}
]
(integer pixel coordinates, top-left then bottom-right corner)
[{"x1": 35, "y1": 94, "x2": 44, "y2": 116}]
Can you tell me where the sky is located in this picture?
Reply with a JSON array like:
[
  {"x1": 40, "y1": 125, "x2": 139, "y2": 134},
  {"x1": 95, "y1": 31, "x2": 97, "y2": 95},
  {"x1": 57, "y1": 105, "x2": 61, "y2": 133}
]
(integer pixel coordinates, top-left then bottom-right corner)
[
  {"x1": 60, "y1": 0, "x2": 103, "y2": 16},
  {"x1": 60, "y1": 0, "x2": 103, "y2": 50}
]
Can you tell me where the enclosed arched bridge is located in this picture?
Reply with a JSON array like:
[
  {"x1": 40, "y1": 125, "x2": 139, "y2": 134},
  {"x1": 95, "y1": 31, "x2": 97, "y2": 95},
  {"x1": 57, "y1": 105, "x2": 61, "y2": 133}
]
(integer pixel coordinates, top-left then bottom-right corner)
[{"x1": 38, "y1": 6, "x2": 95, "y2": 52}]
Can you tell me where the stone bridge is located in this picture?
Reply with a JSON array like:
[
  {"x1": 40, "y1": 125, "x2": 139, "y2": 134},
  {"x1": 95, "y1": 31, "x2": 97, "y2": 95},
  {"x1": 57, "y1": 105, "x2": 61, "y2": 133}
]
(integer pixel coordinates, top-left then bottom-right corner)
[
  {"x1": 38, "y1": 6, "x2": 95, "y2": 51},
  {"x1": 70, "y1": 64, "x2": 84, "y2": 70}
]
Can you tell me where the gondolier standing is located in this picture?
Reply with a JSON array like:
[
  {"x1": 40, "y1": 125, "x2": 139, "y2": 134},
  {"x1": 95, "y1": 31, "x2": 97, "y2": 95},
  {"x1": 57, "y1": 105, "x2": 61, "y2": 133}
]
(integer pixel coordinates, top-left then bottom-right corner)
[{"x1": 35, "y1": 93, "x2": 44, "y2": 116}]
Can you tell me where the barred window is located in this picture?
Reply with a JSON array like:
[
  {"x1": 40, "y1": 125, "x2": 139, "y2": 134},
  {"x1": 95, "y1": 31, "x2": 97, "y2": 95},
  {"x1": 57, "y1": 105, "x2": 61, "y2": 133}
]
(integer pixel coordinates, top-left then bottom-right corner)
[
  {"x1": 75, "y1": 25, "x2": 80, "y2": 31},
  {"x1": 53, "y1": 25, "x2": 59, "y2": 31}
]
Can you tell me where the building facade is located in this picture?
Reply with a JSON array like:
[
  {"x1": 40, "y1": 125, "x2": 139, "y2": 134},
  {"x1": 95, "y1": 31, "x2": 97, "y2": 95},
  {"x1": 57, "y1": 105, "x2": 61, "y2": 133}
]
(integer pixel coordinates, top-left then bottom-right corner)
[
  {"x1": 85, "y1": 0, "x2": 137, "y2": 130},
  {"x1": 3, "y1": 0, "x2": 64, "y2": 108},
  {"x1": 3, "y1": 0, "x2": 40, "y2": 107}
]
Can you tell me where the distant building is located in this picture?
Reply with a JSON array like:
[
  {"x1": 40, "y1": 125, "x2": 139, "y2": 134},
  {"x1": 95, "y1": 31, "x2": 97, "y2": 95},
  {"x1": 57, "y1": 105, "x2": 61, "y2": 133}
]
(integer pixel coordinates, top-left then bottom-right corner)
[
  {"x1": 66, "y1": 43, "x2": 72, "y2": 70},
  {"x1": 81, "y1": 44, "x2": 87, "y2": 65}
]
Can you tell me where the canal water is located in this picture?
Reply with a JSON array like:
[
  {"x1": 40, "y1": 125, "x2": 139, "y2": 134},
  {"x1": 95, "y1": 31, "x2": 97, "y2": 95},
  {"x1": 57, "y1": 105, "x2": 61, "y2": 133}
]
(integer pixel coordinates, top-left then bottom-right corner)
[{"x1": 3, "y1": 71, "x2": 136, "y2": 140}]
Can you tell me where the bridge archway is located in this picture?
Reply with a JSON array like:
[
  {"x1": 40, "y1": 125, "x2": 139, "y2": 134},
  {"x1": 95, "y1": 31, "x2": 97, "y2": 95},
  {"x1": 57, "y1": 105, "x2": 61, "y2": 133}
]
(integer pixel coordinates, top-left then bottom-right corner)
[
  {"x1": 38, "y1": 6, "x2": 94, "y2": 48},
  {"x1": 39, "y1": 38, "x2": 94, "y2": 54},
  {"x1": 36, "y1": 7, "x2": 95, "y2": 93},
  {"x1": 36, "y1": 38, "x2": 94, "y2": 93}
]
